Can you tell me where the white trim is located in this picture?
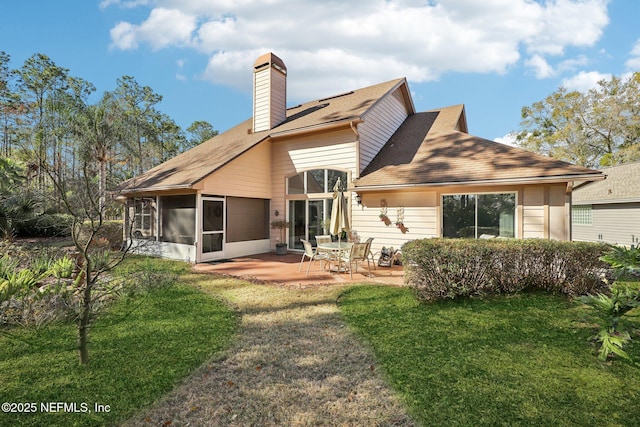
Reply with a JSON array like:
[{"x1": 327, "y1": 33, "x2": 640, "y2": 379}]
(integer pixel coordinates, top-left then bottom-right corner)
[{"x1": 353, "y1": 174, "x2": 605, "y2": 191}]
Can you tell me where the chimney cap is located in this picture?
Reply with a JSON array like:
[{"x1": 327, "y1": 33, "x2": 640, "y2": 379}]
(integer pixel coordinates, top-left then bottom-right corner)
[{"x1": 254, "y1": 52, "x2": 287, "y2": 73}]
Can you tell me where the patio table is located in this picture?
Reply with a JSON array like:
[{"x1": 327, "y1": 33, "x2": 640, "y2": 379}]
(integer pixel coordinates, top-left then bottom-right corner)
[{"x1": 317, "y1": 241, "x2": 353, "y2": 273}]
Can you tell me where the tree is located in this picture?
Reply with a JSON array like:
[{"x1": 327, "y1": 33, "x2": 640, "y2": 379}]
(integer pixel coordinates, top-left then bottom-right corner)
[
  {"x1": 110, "y1": 75, "x2": 163, "y2": 176},
  {"x1": 14, "y1": 54, "x2": 69, "y2": 190},
  {"x1": 186, "y1": 120, "x2": 218, "y2": 149},
  {"x1": 0, "y1": 51, "x2": 21, "y2": 158},
  {"x1": 45, "y1": 157, "x2": 133, "y2": 365},
  {"x1": 516, "y1": 72, "x2": 640, "y2": 167}
]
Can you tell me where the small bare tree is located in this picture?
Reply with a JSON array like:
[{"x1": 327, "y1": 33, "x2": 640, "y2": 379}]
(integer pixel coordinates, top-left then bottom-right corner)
[{"x1": 46, "y1": 161, "x2": 134, "y2": 364}]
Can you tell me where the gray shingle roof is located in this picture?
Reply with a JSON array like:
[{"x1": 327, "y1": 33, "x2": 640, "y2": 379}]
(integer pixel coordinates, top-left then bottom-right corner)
[{"x1": 572, "y1": 161, "x2": 640, "y2": 204}]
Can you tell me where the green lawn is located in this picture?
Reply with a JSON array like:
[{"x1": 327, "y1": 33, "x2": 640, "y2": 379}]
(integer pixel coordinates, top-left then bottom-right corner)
[
  {"x1": 338, "y1": 285, "x2": 640, "y2": 427},
  {"x1": 0, "y1": 259, "x2": 238, "y2": 427}
]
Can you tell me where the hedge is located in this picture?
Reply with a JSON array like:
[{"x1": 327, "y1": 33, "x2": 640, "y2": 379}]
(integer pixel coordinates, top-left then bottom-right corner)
[
  {"x1": 15, "y1": 213, "x2": 73, "y2": 237},
  {"x1": 402, "y1": 238, "x2": 611, "y2": 302}
]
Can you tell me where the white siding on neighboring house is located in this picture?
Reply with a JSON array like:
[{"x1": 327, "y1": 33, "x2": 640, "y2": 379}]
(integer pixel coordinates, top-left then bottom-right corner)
[
  {"x1": 358, "y1": 88, "x2": 409, "y2": 174},
  {"x1": 573, "y1": 203, "x2": 640, "y2": 246}
]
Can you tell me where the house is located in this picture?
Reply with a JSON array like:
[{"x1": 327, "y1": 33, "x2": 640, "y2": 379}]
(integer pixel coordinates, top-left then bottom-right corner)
[
  {"x1": 118, "y1": 52, "x2": 604, "y2": 263},
  {"x1": 572, "y1": 161, "x2": 640, "y2": 247}
]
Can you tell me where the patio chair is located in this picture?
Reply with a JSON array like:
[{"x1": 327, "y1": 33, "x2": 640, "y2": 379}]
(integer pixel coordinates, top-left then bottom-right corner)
[
  {"x1": 314, "y1": 234, "x2": 335, "y2": 260},
  {"x1": 299, "y1": 239, "x2": 330, "y2": 276},
  {"x1": 363, "y1": 237, "x2": 376, "y2": 270},
  {"x1": 315, "y1": 235, "x2": 332, "y2": 245},
  {"x1": 340, "y1": 242, "x2": 372, "y2": 279}
]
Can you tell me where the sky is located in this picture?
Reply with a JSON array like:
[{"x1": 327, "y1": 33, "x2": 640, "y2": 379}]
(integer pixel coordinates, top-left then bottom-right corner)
[{"x1": 1, "y1": 0, "x2": 639, "y2": 145}]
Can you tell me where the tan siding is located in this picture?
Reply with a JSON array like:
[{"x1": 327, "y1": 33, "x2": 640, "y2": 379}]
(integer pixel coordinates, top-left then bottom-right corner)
[
  {"x1": 548, "y1": 185, "x2": 567, "y2": 240},
  {"x1": 271, "y1": 129, "x2": 357, "y2": 248},
  {"x1": 199, "y1": 141, "x2": 272, "y2": 198},
  {"x1": 523, "y1": 187, "x2": 545, "y2": 238},
  {"x1": 271, "y1": 71, "x2": 286, "y2": 127},
  {"x1": 358, "y1": 88, "x2": 409, "y2": 174}
]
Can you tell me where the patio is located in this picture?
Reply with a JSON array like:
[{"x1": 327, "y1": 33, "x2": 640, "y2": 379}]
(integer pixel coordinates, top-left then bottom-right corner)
[{"x1": 193, "y1": 251, "x2": 405, "y2": 288}]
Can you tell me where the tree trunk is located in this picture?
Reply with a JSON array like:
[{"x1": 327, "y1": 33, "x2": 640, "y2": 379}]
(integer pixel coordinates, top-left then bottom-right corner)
[{"x1": 77, "y1": 258, "x2": 91, "y2": 365}]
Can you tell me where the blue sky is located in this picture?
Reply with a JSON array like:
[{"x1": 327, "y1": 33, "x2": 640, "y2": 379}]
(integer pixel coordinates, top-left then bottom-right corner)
[{"x1": 1, "y1": 0, "x2": 638, "y2": 144}]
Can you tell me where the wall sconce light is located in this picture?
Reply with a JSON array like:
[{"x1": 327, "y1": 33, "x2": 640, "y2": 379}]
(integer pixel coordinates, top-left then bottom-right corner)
[
  {"x1": 355, "y1": 193, "x2": 362, "y2": 206},
  {"x1": 275, "y1": 210, "x2": 280, "y2": 217}
]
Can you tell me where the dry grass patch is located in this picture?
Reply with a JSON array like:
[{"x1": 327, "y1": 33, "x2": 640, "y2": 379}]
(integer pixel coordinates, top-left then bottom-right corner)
[{"x1": 125, "y1": 277, "x2": 415, "y2": 426}]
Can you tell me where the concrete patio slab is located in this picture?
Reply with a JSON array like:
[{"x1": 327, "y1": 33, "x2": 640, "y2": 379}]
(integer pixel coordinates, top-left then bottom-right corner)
[{"x1": 193, "y1": 251, "x2": 405, "y2": 288}]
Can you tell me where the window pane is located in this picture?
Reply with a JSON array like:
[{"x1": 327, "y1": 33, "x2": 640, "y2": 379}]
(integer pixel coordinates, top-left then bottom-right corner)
[
  {"x1": 203, "y1": 200, "x2": 224, "y2": 232},
  {"x1": 307, "y1": 170, "x2": 325, "y2": 193},
  {"x1": 288, "y1": 172, "x2": 304, "y2": 194},
  {"x1": 478, "y1": 193, "x2": 515, "y2": 238},
  {"x1": 327, "y1": 170, "x2": 347, "y2": 192},
  {"x1": 202, "y1": 233, "x2": 223, "y2": 253},
  {"x1": 289, "y1": 200, "x2": 305, "y2": 249},
  {"x1": 443, "y1": 194, "x2": 476, "y2": 238},
  {"x1": 572, "y1": 205, "x2": 592, "y2": 225}
]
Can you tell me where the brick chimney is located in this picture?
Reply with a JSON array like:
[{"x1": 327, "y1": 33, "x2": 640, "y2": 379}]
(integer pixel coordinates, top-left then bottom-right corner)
[{"x1": 253, "y1": 52, "x2": 287, "y2": 132}]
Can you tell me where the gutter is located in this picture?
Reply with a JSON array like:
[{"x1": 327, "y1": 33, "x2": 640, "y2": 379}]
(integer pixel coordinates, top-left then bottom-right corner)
[
  {"x1": 268, "y1": 118, "x2": 363, "y2": 140},
  {"x1": 119, "y1": 183, "x2": 195, "y2": 195},
  {"x1": 351, "y1": 173, "x2": 605, "y2": 191}
]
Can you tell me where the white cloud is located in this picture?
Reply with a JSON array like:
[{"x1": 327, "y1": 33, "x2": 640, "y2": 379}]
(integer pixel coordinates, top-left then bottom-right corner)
[
  {"x1": 561, "y1": 71, "x2": 612, "y2": 92},
  {"x1": 494, "y1": 133, "x2": 518, "y2": 147},
  {"x1": 625, "y1": 39, "x2": 640, "y2": 70},
  {"x1": 525, "y1": 54, "x2": 555, "y2": 79},
  {"x1": 110, "y1": 8, "x2": 197, "y2": 51},
  {"x1": 106, "y1": 0, "x2": 611, "y2": 100}
]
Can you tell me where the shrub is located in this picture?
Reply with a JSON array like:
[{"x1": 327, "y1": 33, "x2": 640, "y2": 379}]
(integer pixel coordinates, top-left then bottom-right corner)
[
  {"x1": 15, "y1": 213, "x2": 73, "y2": 237},
  {"x1": 76, "y1": 220, "x2": 123, "y2": 250},
  {"x1": 50, "y1": 255, "x2": 74, "y2": 279},
  {"x1": 403, "y1": 238, "x2": 609, "y2": 302}
]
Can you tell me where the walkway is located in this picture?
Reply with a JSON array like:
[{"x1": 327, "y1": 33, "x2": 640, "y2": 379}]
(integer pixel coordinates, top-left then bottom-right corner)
[{"x1": 125, "y1": 254, "x2": 415, "y2": 426}]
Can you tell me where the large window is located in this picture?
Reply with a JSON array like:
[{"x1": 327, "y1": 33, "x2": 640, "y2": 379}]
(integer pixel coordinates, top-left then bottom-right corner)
[
  {"x1": 287, "y1": 169, "x2": 347, "y2": 194},
  {"x1": 443, "y1": 193, "x2": 516, "y2": 238},
  {"x1": 572, "y1": 205, "x2": 592, "y2": 225},
  {"x1": 286, "y1": 169, "x2": 348, "y2": 249}
]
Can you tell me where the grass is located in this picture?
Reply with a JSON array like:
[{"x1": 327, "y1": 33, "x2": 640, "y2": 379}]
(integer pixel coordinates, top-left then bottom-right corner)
[
  {"x1": 0, "y1": 257, "x2": 238, "y2": 427},
  {"x1": 338, "y1": 285, "x2": 640, "y2": 427},
  {"x1": 127, "y1": 280, "x2": 414, "y2": 426}
]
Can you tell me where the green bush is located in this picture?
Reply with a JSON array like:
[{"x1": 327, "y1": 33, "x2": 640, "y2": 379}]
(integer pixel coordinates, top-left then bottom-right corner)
[
  {"x1": 403, "y1": 238, "x2": 610, "y2": 302},
  {"x1": 15, "y1": 213, "x2": 73, "y2": 237}
]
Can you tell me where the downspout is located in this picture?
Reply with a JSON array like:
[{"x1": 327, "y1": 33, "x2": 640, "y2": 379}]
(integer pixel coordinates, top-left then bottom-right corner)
[
  {"x1": 350, "y1": 120, "x2": 361, "y2": 179},
  {"x1": 566, "y1": 181, "x2": 573, "y2": 241}
]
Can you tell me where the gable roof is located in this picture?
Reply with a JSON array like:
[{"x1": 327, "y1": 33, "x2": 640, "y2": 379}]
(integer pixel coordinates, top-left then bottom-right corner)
[
  {"x1": 572, "y1": 161, "x2": 640, "y2": 204},
  {"x1": 353, "y1": 108, "x2": 604, "y2": 189},
  {"x1": 119, "y1": 78, "x2": 408, "y2": 194}
]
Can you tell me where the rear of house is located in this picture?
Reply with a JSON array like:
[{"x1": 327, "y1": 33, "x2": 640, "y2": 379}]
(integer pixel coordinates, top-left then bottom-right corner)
[{"x1": 119, "y1": 53, "x2": 604, "y2": 263}]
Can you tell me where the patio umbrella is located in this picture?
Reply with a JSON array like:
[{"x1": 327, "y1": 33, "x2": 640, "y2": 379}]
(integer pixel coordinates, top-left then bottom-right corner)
[{"x1": 330, "y1": 177, "x2": 350, "y2": 244}]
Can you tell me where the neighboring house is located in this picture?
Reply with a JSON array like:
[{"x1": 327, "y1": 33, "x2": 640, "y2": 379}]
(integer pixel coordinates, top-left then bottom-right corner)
[
  {"x1": 118, "y1": 52, "x2": 604, "y2": 263},
  {"x1": 572, "y1": 162, "x2": 640, "y2": 247}
]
